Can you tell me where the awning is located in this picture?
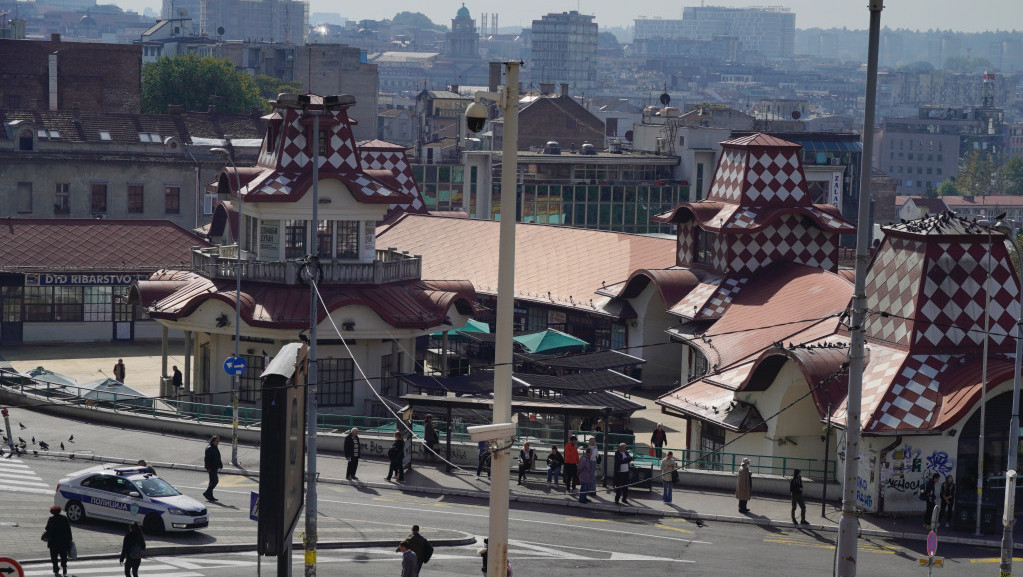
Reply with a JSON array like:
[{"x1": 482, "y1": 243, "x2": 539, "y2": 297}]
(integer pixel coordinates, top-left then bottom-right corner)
[
  {"x1": 513, "y1": 329, "x2": 588, "y2": 354},
  {"x1": 430, "y1": 318, "x2": 490, "y2": 340}
]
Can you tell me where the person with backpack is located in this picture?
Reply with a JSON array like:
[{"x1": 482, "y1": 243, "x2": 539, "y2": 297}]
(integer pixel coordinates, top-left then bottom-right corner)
[
  {"x1": 119, "y1": 522, "x2": 146, "y2": 577},
  {"x1": 397, "y1": 524, "x2": 433, "y2": 577}
]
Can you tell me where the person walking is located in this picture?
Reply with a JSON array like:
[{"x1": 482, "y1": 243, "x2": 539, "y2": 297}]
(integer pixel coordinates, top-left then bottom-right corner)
[
  {"x1": 113, "y1": 359, "x2": 126, "y2": 383},
  {"x1": 119, "y1": 521, "x2": 146, "y2": 577},
  {"x1": 650, "y1": 423, "x2": 668, "y2": 459},
  {"x1": 517, "y1": 441, "x2": 537, "y2": 485},
  {"x1": 387, "y1": 431, "x2": 405, "y2": 482},
  {"x1": 578, "y1": 449, "x2": 596, "y2": 503},
  {"x1": 660, "y1": 451, "x2": 677, "y2": 504},
  {"x1": 44, "y1": 505, "x2": 73, "y2": 577},
  {"x1": 397, "y1": 541, "x2": 417, "y2": 577},
  {"x1": 475, "y1": 440, "x2": 490, "y2": 480},
  {"x1": 344, "y1": 428, "x2": 361, "y2": 480},
  {"x1": 736, "y1": 457, "x2": 753, "y2": 513},
  {"x1": 939, "y1": 474, "x2": 956, "y2": 528},
  {"x1": 563, "y1": 436, "x2": 579, "y2": 492},
  {"x1": 790, "y1": 468, "x2": 808, "y2": 525},
  {"x1": 203, "y1": 435, "x2": 222, "y2": 502},
  {"x1": 423, "y1": 415, "x2": 439, "y2": 462},
  {"x1": 546, "y1": 445, "x2": 564, "y2": 487},
  {"x1": 398, "y1": 525, "x2": 433, "y2": 577},
  {"x1": 586, "y1": 437, "x2": 601, "y2": 496},
  {"x1": 171, "y1": 366, "x2": 183, "y2": 390},
  {"x1": 922, "y1": 472, "x2": 940, "y2": 528},
  {"x1": 613, "y1": 442, "x2": 633, "y2": 505}
]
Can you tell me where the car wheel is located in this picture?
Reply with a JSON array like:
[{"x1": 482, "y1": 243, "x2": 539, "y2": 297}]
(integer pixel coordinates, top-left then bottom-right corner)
[
  {"x1": 143, "y1": 513, "x2": 165, "y2": 535},
  {"x1": 65, "y1": 501, "x2": 86, "y2": 523}
]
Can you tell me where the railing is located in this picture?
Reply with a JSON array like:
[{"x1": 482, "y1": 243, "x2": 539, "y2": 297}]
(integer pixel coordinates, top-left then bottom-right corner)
[{"x1": 190, "y1": 246, "x2": 421, "y2": 285}]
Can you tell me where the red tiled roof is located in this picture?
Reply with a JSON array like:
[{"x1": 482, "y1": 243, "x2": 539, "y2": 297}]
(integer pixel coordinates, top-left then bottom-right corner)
[
  {"x1": 376, "y1": 214, "x2": 677, "y2": 314},
  {"x1": 615, "y1": 268, "x2": 707, "y2": 309},
  {"x1": 0, "y1": 219, "x2": 209, "y2": 270}
]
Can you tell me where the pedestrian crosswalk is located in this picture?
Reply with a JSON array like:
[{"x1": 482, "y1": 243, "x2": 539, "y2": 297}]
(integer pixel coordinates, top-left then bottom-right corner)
[
  {"x1": 21, "y1": 558, "x2": 204, "y2": 576},
  {"x1": 0, "y1": 455, "x2": 52, "y2": 495}
]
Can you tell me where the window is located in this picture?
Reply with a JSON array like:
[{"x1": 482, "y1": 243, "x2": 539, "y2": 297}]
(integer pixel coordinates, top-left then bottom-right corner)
[
  {"x1": 24, "y1": 287, "x2": 52, "y2": 321},
  {"x1": 527, "y1": 307, "x2": 546, "y2": 331},
  {"x1": 239, "y1": 354, "x2": 266, "y2": 403},
  {"x1": 284, "y1": 220, "x2": 307, "y2": 259},
  {"x1": 91, "y1": 183, "x2": 107, "y2": 213},
  {"x1": 128, "y1": 184, "x2": 144, "y2": 214},
  {"x1": 16, "y1": 182, "x2": 32, "y2": 213},
  {"x1": 316, "y1": 128, "x2": 327, "y2": 157},
  {"x1": 693, "y1": 228, "x2": 713, "y2": 265},
  {"x1": 84, "y1": 286, "x2": 112, "y2": 321},
  {"x1": 316, "y1": 220, "x2": 333, "y2": 258},
  {"x1": 335, "y1": 221, "x2": 359, "y2": 259},
  {"x1": 53, "y1": 287, "x2": 83, "y2": 321},
  {"x1": 164, "y1": 186, "x2": 180, "y2": 214},
  {"x1": 55, "y1": 183, "x2": 70, "y2": 215},
  {"x1": 318, "y1": 358, "x2": 354, "y2": 406}
]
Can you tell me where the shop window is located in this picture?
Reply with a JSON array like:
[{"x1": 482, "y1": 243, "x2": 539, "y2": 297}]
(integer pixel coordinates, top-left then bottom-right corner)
[
  {"x1": 317, "y1": 357, "x2": 354, "y2": 406},
  {"x1": 84, "y1": 286, "x2": 112, "y2": 322},
  {"x1": 54, "y1": 183, "x2": 70, "y2": 215},
  {"x1": 91, "y1": 184, "x2": 107, "y2": 213},
  {"x1": 128, "y1": 184, "x2": 144, "y2": 214},
  {"x1": 53, "y1": 286, "x2": 83, "y2": 322},
  {"x1": 24, "y1": 287, "x2": 52, "y2": 321},
  {"x1": 164, "y1": 186, "x2": 180, "y2": 214}
]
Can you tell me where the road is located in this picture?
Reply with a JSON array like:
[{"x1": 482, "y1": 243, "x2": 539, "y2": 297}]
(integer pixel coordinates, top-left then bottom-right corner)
[{"x1": 0, "y1": 452, "x2": 1006, "y2": 577}]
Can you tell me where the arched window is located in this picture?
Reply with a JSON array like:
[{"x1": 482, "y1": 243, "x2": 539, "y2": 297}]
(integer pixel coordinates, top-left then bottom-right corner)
[{"x1": 19, "y1": 129, "x2": 33, "y2": 151}]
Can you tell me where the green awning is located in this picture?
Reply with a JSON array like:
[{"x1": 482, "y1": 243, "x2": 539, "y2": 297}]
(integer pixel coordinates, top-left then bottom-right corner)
[
  {"x1": 431, "y1": 318, "x2": 490, "y2": 340},
  {"x1": 513, "y1": 329, "x2": 588, "y2": 354}
]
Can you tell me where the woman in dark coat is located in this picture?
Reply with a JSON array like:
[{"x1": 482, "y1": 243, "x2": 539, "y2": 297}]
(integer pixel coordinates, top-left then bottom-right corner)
[
  {"x1": 44, "y1": 505, "x2": 73, "y2": 577},
  {"x1": 386, "y1": 431, "x2": 405, "y2": 482},
  {"x1": 119, "y1": 522, "x2": 147, "y2": 577}
]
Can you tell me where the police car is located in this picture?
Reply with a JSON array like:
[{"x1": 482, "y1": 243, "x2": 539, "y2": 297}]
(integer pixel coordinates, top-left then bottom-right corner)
[{"x1": 54, "y1": 464, "x2": 208, "y2": 533}]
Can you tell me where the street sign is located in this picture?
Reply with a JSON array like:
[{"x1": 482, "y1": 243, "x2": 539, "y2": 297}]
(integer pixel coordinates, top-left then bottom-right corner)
[
  {"x1": 918, "y1": 557, "x2": 944, "y2": 567},
  {"x1": 223, "y1": 356, "x2": 247, "y2": 376},
  {"x1": 926, "y1": 531, "x2": 937, "y2": 557},
  {"x1": 0, "y1": 557, "x2": 25, "y2": 577},
  {"x1": 250, "y1": 492, "x2": 259, "y2": 521}
]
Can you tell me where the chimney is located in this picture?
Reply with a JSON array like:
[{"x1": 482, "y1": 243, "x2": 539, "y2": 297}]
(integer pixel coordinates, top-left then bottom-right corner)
[
  {"x1": 48, "y1": 52, "x2": 58, "y2": 111},
  {"x1": 450, "y1": 84, "x2": 459, "y2": 94},
  {"x1": 167, "y1": 104, "x2": 182, "y2": 114},
  {"x1": 561, "y1": 83, "x2": 570, "y2": 97},
  {"x1": 539, "y1": 82, "x2": 554, "y2": 95},
  {"x1": 50, "y1": 33, "x2": 61, "y2": 42}
]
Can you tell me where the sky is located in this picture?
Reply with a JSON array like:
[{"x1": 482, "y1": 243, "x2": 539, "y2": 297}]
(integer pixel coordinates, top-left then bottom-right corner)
[{"x1": 122, "y1": 0, "x2": 1022, "y2": 33}]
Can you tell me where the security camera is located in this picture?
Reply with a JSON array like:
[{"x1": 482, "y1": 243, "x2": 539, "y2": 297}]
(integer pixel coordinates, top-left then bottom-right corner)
[
  {"x1": 465, "y1": 101, "x2": 488, "y2": 133},
  {"x1": 467, "y1": 422, "x2": 516, "y2": 443}
]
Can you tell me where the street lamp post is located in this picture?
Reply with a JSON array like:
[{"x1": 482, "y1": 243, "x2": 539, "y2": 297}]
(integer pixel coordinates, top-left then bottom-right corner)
[
  {"x1": 995, "y1": 221, "x2": 1021, "y2": 575},
  {"x1": 975, "y1": 216, "x2": 1005, "y2": 536},
  {"x1": 211, "y1": 146, "x2": 242, "y2": 468},
  {"x1": 304, "y1": 101, "x2": 323, "y2": 577}
]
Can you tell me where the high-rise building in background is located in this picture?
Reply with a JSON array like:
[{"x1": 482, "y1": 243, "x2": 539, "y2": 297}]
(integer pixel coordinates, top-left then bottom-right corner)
[
  {"x1": 530, "y1": 11, "x2": 597, "y2": 91},
  {"x1": 162, "y1": 0, "x2": 308, "y2": 43},
  {"x1": 678, "y1": 5, "x2": 795, "y2": 59}
]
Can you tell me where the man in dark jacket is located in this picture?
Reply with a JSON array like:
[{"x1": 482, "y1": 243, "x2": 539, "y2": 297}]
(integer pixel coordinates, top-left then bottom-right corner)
[
  {"x1": 203, "y1": 435, "x2": 223, "y2": 502},
  {"x1": 650, "y1": 423, "x2": 668, "y2": 458},
  {"x1": 397, "y1": 524, "x2": 433, "y2": 576},
  {"x1": 613, "y1": 442, "x2": 634, "y2": 505},
  {"x1": 790, "y1": 468, "x2": 808, "y2": 525},
  {"x1": 386, "y1": 431, "x2": 405, "y2": 482},
  {"x1": 923, "y1": 472, "x2": 940, "y2": 528},
  {"x1": 45, "y1": 505, "x2": 73, "y2": 576},
  {"x1": 344, "y1": 428, "x2": 361, "y2": 480}
]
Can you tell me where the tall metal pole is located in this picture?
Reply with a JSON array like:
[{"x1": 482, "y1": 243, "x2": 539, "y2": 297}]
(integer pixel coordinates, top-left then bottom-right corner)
[
  {"x1": 212, "y1": 146, "x2": 242, "y2": 468},
  {"x1": 1001, "y1": 229, "x2": 1022, "y2": 576},
  {"x1": 487, "y1": 61, "x2": 519, "y2": 577},
  {"x1": 976, "y1": 226, "x2": 993, "y2": 536},
  {"x1": 835, "y1": 1, "x2": 882, "y2": 575},
  {"x1": 304, "y1": 108, "x2": 322, "y2": 577}
]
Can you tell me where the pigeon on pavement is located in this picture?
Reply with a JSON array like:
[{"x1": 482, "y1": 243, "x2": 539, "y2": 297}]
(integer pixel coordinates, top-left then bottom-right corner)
[
  {"x1": 18, "y1": 422, "x2": 26, "y2": 430},
  {"x1": 68, "y1": 435, "x2": 74, "y2": 442},
  {"x1": 39, "y1": 441, "x2": 49, "y2": 451},
  {"x1": 60, "y1": 442, "x2": 65, "y2": 451}
]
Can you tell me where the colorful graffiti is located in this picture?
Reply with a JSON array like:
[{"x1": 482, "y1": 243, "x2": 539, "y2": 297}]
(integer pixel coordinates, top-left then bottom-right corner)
[
  {"x1": 925, "y1": 451, "x2": 954, "y2": 476},
  {"x1": 855, "y1": 476, "x2": 873, "y2": 508}
]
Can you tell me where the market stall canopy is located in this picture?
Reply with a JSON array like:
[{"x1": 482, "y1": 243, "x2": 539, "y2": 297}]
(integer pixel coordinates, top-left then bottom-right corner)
[
  {"x1": 79, "y1": 377, "x2": 153, "y2": 409},
  {"x1": 513, "y1": 329, "x2": 588, "y2": 354},
  {"x1": 430, "y1": 318, "x2": 490, "y2": 340}
]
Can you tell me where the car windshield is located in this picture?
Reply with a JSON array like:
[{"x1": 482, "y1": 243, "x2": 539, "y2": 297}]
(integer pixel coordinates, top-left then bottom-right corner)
[{"x1": 135, "y1": 477, "x2": 181, "y2": 498}]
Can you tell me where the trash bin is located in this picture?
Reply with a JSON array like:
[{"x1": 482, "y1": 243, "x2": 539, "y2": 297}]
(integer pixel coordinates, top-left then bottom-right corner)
[
  {"x1": 160, "y1": 376, "x2": 173, "y2": 397},
  {"x1": 630, "y1": 464, "x2": 654, "y2": 491}
]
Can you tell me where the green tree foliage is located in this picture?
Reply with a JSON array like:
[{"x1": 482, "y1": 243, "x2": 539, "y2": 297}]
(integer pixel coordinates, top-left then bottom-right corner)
[
  {"x1": 141, "y1": 54, "x2": 266, "y2": 115},
  {"x1": 392, "y1": 11, "x2": 442, "y2": 30},
  {"x1": 253, "y1": 75, "x2": 305, "y2": 102},
  {"x1": 936, "y1": 180, "x2": 959, "y2": 197},
  {"x1": 944, "y1": 56, "x2": 994, "y2": 72},
  {"x1": 1001, "y1": 156, "x2": 1023, "y2": 196},
  {"x1": 955, "y1": 150, "x2": 995, "y2": 196},
  {"x1": 896, "y1": 61, "x2": 934, "y2": 74}
]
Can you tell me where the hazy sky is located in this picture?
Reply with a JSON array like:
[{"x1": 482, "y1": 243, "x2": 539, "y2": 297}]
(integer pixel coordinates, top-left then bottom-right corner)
[{"x1": 124, "y1": 0, "x2": 1022, "y2": 33}]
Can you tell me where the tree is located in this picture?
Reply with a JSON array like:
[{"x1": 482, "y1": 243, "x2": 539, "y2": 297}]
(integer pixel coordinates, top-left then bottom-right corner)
[
  {"x1": 141, "y1": 54, "x2": 265, "y2": 115},
  {"x1": 253, "y1": 75, "x2": 305, "y2": 103},
  {"x1": 1000, "y1": 156, "x2": 1023, "y2": 196},
  {"x1": 936, "y1": 179, "x2": 959, "y2": 197},
  {"x1": 392, "y1": 11, "x2": 442, "y2": 30},
  {"x1": 955, "y1": 150, "x2": 996, "y2": 197}
]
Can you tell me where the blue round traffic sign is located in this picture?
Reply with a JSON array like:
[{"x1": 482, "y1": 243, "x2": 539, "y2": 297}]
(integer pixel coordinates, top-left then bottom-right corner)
[
  {"x1": 926, "y1": 531, "x2": 937, "y2": 557},
  {"x1": 223, "y1": 356, "x2": 247, "y2": 376}
]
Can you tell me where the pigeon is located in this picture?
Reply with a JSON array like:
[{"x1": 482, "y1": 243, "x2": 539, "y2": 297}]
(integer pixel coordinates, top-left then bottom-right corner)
[
  {"x1": 18, "y1": 422, "x2": 26, "y2": 430},
  {"x1": 69, "y1": 453, "x2": 75, "y2": 460},
  {"x1": 32, "y1": 450, "x2": 38, "y2": 456},
  {"x1": 38, "y1": 441, "x2": 49, "y2": 451},
  {"x1": 68, "y1": 435, "x2": 74, "y2": 442},
  {"x1": 18, "y1": 437, "x2": 25, "y2": 444},
  {"x1": 5, "y1": 451, "x2": 12, "y2": 459},
  {"x1": 31, "y1": 436, "x2": 35, "y2": 444},
  {"x1": 695, "y1": 519, "x2": 706, "y2": 528},
  {"x1": 60, "y1": 442, "x2": 65, "y2": 451}
]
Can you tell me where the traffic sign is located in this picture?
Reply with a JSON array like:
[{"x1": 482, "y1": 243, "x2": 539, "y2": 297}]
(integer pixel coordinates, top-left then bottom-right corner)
[
  {"x1": 926, "y1": 531, "x2": 937, "y2": 557},
  {"x1": 224, "y1": 356, "x2": 247, "y2": 376},
  {"x1": 0, "y1": 557, "x2": 25, "y2": 577},
  {"x1": 250, "y1": 491, "x2": 259, "y2": 521}
]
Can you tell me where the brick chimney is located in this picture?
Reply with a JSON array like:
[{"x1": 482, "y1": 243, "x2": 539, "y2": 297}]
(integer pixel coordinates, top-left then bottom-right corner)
[
  {"x1": 561, "y1": 83, "x2": 570, "y2": 97},
  {"x1": 450, "y1": 84, "x2": 459, "y2": 94},
  {"x1": 539, "y1": 83, "x2": 554, "y2": 95}
]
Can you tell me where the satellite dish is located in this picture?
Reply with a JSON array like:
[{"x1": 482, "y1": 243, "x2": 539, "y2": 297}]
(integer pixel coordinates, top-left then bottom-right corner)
[
  {"x1": 791, "y1": 110, "x2": 801, "y2": 120},
  {"x1": 660, "y1": 92, "x2": 671, "y2": 106},
  {"x1": 217, "y1": 26, "x2": 225, "y2": 35}
]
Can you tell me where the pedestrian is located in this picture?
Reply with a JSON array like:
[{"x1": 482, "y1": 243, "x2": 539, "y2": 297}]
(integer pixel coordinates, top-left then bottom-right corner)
[
  {"x1": 203, "y1": 435, "x2": 222, "y2": 502},
  {"x1": 136, "y1": 459, "x2": 156, "y2": 475},
  {"x1": 939, "y1": 474, "x2": 956, "y2": 528},
  {"x1": 113, "y1": 358, "x2": 126, "y2": 383},
  {"x1": 586, "y1": 438, "x2": 601, "y2": 496},
  {"x1": 119, "y1": 521, "x2": 146, "y2": 577},
  {"x1": 475, "y1": 440, "x2": 490, "y2": 480},
  {"x1": 397, "y1": 540, "x2": 417, "y2": 577},
  {"x1": 387, "y1": 430, "x2": 405, "y2": 482},
  {"x1": 790, "y1": 468, "x2": 808, "y2": 525},
  {"x1": 344, "y1": 428, "x2": 361, "y2": 480},
  {"x1": 563, "y1": 436, "x2": 579, "y2": 492},
  {"x1": 613, "y1": 442, "x2": 633, "y2": 504},
  {"x1": 578, "y1": 448, "x2": 596, "y2": 503},
  {"x1": 546, "y1": 445, "x2": 564, "y2": 487},
  {"x1": 736, "y1": 457, "x2": 753, "y2": 513},
  {"x1": 397, "y1": 524, "x2": 433, "y2": 577},
  {"x1": 660, "y1": 451, "x2": 677, "y2": 504},
  {"x1": 650, "y1": 423, "x2": 668, "y2": 459},
  {"x1": 922, "y1": 472, "x2": 940, "y2": 528},
  {"x1": 517, "y1": 441, "x2": 537, "y2": 485},
  {"x1": 423, "y1": 415, "x2": 439, "y2": 462},
  {"x1": 171, "y1": 366, "x2": 183, "y2": 389},
  {"x1": 43, "y1": 504, "x2": 73, "y2": 577}
]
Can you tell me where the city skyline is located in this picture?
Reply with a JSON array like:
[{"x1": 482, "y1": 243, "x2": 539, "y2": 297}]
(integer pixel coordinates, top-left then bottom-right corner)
[{"x1": 116, "y1": 0, "x2": 1023, "y2": 34}]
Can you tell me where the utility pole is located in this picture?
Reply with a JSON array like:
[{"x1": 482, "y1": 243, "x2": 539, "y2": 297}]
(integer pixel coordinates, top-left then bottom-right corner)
[{"x1": 835, "y1": 1, "x2": 882, "y2": 575}]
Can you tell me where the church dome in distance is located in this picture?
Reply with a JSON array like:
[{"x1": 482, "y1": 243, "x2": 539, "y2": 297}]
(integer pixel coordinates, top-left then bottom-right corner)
[{"x1": 456, "y1": 3, "x2": 470, "y2": 18}]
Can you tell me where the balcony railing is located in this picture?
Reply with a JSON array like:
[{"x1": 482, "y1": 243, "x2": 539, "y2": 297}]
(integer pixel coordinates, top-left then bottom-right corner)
[{"x1": 191, "y1": 246, "x2": 421, "y2": 285}]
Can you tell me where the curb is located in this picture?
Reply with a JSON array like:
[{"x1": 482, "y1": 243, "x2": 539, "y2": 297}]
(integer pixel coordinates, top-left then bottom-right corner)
[{"x1": 17, "y1": 533, "x2": 480, "y2": 565}]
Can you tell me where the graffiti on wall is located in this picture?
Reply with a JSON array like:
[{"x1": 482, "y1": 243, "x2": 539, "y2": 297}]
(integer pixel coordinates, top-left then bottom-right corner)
[
  {"x1": 925, "y1": 450, "x2": 954, "y2": 476},
  {"x1": 855, "y1": 475, "x2": 873, "y2": 509},
  {"x1": 883, "y1": 444, "x2": 955, "y2": 494}
]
